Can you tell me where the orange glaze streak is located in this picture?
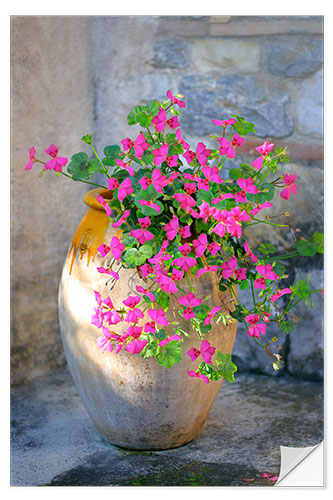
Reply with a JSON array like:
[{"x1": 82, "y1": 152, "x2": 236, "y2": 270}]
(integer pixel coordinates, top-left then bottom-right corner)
[{"x1": 67, "y1": 188, "x2": 115, "y2": 275}]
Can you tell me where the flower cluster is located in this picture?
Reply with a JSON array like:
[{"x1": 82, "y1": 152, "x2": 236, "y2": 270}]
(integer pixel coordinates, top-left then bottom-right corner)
[{"x1": 25, "y1": 90, "x2": 323, "y2": 383}]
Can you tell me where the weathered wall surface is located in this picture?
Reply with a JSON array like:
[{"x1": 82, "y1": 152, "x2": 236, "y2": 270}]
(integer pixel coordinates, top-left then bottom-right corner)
[
  {"x1": 11, "y1": 16, "x2": 94, "y2": 385},
  {"x1": 91, "y1": 15, "x2": 324, "y2": 380},
  {"x1": 11, "y1": 15, "x2": 324, "y2": 385}
]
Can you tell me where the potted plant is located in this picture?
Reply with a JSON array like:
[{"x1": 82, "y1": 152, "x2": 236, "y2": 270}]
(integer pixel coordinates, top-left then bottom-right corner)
[{"x1": 25, "y1": 90, "x2": 323, "y2": 450}]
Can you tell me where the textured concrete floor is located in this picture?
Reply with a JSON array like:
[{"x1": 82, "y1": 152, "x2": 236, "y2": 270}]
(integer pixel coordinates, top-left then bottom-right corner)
[{"x1": 10, "y1": 367, "x2": 323, "y2": 487}]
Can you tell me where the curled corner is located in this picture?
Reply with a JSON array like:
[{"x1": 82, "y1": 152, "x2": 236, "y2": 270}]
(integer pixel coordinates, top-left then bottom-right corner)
[{"x1": 275, "y1": 441, "x2": 324, "y2": 486}]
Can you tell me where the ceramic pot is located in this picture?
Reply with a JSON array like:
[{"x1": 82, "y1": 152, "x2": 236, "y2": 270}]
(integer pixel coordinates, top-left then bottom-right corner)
[{"x1": 58, "y1": 188, "x2": 238, "y2": 450}]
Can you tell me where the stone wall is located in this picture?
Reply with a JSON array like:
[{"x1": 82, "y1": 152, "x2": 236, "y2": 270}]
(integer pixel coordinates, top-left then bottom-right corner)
[
  {"x1": 11, "y1": 17, "x2": 94, "y2": 385},
  {"x1": 11, "y1": 15, "x2": 324, "y2": 385}
]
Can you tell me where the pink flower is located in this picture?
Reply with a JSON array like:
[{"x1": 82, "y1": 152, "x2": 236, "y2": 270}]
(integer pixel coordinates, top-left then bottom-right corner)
[
  {"x1": 97, "y1": 195, "x2": 112, "y2": 217},
  {"x1": 173, "y1": 192, "x2": 196, "y2": 210},
  {"x1": 151, "y1": 168, "x2": 169, "y2": 192},
  {"x1": 115, "y1": 160, "x2": 134, "y2": 177},
  {"x1": 256, "y1": 263, "x2": 278, "y2": 281},
  {"x1": 235, "y1": 268, "x2": 247, "y2": 280},
  {"x1": 152, "y1": 143, "x2": 169, "y2": 166},
  {"x1": 44, "y1": 144, "x2": 68, "y2": 172},
  {"x1": 196, "y1": 142, "x2": 211, "y2": 166},
  {"x1": 167, "y1": 116, "x2": 180, "y2": 130},
  {"x1": 171, "y1": 268, "x2": 184, "y2": 281},
  {"x1": 184, "y1": 182, "x2": 197, "y2": 195},
  {"x1": 226, "y1": 206, "x2": 251, "y2": 238},
  {"x1": 123, "y1": 296, "x2": 141, "y2": 309},
  {"x1": 196, "y1": 177, "x2": 210, "y2": 191},
  {"x1": 270, "y1": 288, "x2": 293, "y2": 302},
  {"x1": 112, "y1": 209, "x2": 130, "y2": 228},
  {"x1": 204, "y1": 306, "x2": 221, "y2": 325},
  {"x1": 250, "y1": 202, "x2": 272, "y2": 216},
  {"x1": 121, "y1": 137, "x2": 134, "y2": 151},
  {"x1": 212, "y1": 118, "x2": 236, "y2": 127},
  {"x1": 251, "y1": 156, "x2": 264, "y2": 170},
  {"x1": 244, "y1": 241, "x2": 258, "y2": 263},
  {"x1": 198, "y1": 200, "x2": 215, "y2": 223},
  {"x1": 136, "y1": 285, "x2": 156, "y2": 302},
  {"x1": 140, "y1": 263, "x2": 154, "y2": 278},
  {"x1": 110, "y1": 236, "x2": 125, "y2": 260},
  {"x1": 148, "y1": 308, "x2": 170, "y2": 326},
  {"x1": 156, "y1": 273, "x2": 178, "y2": 294},
  {"x1": 280, "y1": 174, "x2": 297, "y2": 200},
  {"x1": 159, "y1": 334, "x2": 182, "y2": 347},
  {"x1": 96, "y1": 268, "x2": 120, "y2": 280},
  {"x1": 103, "y1": 308, "x2": 122, "y2": 325},
  {"x1": 151, "y1": 108, "x2": 167, "y2": 133},
  {"x1": 130, "y1": 228, "x2": 154, "y2": 245},
  {"x1": 256, "y1": 141, "x2": 274, "y2": 157},
  {"x1": 192, "y1": 233, "x2": 208, "y2": 257},
  {"x1": 207, "y1": 242, "x2": 221, "y2": 256},
  {"x1": 24, "y1": 147, "x2": 36, "y2": 170},
  {"x1": 91, "y1": 306, "x2": 104, "y2": 329},
  {"x1": 202, "y1": 166, "x2": 223, "y2": 184},
  {"x1": 176, "y1": 128, "x2": 189, "y2": 149},
  {"x1": 188, "y1": 340, "x2": 216, "y2": 364},
  {"x1": 178, "y1": 292, "x2": 203, "y2": 308},
  {"x1": 118, "y1": 178, "x2": 134, "y2": 202},
  {"x1": 164, "y1": 216, "x2": 179, "y2": 240},
  {"x1": 245, "y1": 314, "x2": 266, "y2": 338},
  {"x1": 125, "y1": 339, "x2": 148, "y2": 354},
  {"x1": 107, "y1": 177, "x2": 120, "y2": 190},
  {"x1": 167, "y1": 90, "x2": 186, "y2": 108},
  {"x1": 179, "y1": 225, "x2": 191, "y2": 239},
  {"x1": 187, "y1": 348, "x2": 201, "y2": 361},
  {"x1": 213, "y1": 223, "x2": 226, "y2": 238},
  {"x1": 231, "y1": 133, "x2": 244, "y2": 148},
  {"x1": 97, "y1": 244, "x2": 111, "y2": 258},
  {"x1": 133, "y1": 133, "x2": 149, "y2": 159},
  {"x1": 221, "y1": 255, "x2": 237, "y2": 279},
  {"x1": 125, "y1": 308, "x2": 144, "y2": 323},
  {"x1": 187, "y1": 370, "x2": 210, "y2": 384},
  {"x1": 145, "y1": 321, "x2": 156, "y2": 334},
  {"x1": 97, "y1": 327, "x2": 113, "y2": 353},
  {"x1": 196, "y1": 265, "x2": 219, "y2": 277},
  {"x1": 173, "y1": 243, "x2": 197, "y2": 272},
  {"x1": 139, "y1": 199, "x2": 161, "y2": 213},
  {"x1": 183, "y1": 149, "x2": 197, "y2": 165},
  {"x1": 218, "y1": 137, "x2": 235, "y2": 159},
  {"x1": 237, "y1": 177, "x2": 260, "y2": 195},
  {"x1": 138, "y1": 176, "x2": 152, "y2": 190}
]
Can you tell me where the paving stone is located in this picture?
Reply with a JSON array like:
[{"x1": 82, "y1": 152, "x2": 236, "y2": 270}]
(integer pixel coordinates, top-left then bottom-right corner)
[{"x1": 11, "y1": 367, "x2": 323, "y2": 486}]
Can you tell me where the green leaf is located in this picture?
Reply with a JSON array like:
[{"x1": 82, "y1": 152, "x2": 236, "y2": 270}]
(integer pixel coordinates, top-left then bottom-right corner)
[
  {"x1": 157, "y1": 340, "x2": 183, "y2": 369},
  {"x1": 123, "y1": 248, "x2": 138, "y2": 267},
  {"x1": 140, "y1": 341, "x2": 161, "y2": 358},
  {"x1": 296, "y1": 239, "x2": 319, "y2": 257},
  {"x1": 240, "y1": 163, "x2": 257, "y2": 178},
  {"x1": 141, "y1": 151, "x2": 154, "y2": 165},
  {"x1": 215, "y1": 352, "x2": 238, "y2": 382},
  {"x1": 103, "y1": 145, "x2": 121, "y2": 158},
  {"x1": 127, "y1": 105, "x2": 146, "y2": 126},
  {"x1": 155, "y1": 291, "x2": 170, "y2": 310},
  {"x1": 258, "y1": 242, "x2": 276, "y2": 255},
  {"x1": 294, "y1": 279, "x2": 312, "y2": 300},
  {"x1": 146, "y1": 99, "x2": 160, "y2": 116},
  {"x1": 134, "y1": 244, "x2": 154, "y2": 266},
  {"x1": 155, "y1": 329, "x2": 167, "y2": 340},
  {"x1": 67, "y1": 152, "x2": 100, "y2": 181},
  {"x1": 229, "y1": 168, "x2": 243, "y2": 181},
  {"x1": 196, "y1": 189, "x2": 213, "y2": 205},
  {"x1": 280, "y1": 320, "x2": 295, "y2": 334},
  {"x1": 313, "y1": 232, "x2": 324, "y2": 246},
  {"x1": 273, "y1": 262, "x2": 286, "y2": 277},
  {"x1": 239, "y1": 280, "x2": 249, "y2": 290}
]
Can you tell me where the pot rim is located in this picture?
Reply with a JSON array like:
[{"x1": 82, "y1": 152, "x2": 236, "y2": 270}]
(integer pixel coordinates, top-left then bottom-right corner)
[{"x1": 83, "y1": 188, "x2": 113, "y2": 211}]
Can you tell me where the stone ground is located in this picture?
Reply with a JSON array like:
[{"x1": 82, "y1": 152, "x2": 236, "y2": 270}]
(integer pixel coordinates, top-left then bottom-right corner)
[{"x1": 10, "y1": 368, "x2": 323, "y2": 487}]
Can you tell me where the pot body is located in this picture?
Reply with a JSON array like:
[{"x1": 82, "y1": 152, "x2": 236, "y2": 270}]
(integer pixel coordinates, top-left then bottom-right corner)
[{"x1": 58, "y1": 189, "x2": 238, "y2": 450}]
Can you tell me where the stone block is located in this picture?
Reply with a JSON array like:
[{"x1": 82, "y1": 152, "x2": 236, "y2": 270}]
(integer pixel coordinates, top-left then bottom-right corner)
[
  {"x1": 153, "y1": 39, "x2": 189, "y2": 69},
  {"x1": 296, "y1": 70, "x2": 323, "y2": 138},
  {"x1": 158, "y1": 17, "x2": 209, "y2": 37},
  {"x1": 210, "y1": 19, "x2": 323, "y2": 37},
  {"x1": 267, "y1": 38, "x2": 323, "y2": 77},
  {"x1": 192, "y1": 39, "x2": 260, "y2": 73},
  {"x1": 179, "y1": 74, "x2": 293, "y2": 138}
]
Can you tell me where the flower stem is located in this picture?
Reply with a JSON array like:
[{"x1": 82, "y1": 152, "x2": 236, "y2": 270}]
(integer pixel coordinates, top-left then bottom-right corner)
[
  {"x1": 185, "y1": 271, "x2": 195, "y2": 293},
  {"x1": 60, "y1": 171, "x2": 107, "y2": 189}
]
